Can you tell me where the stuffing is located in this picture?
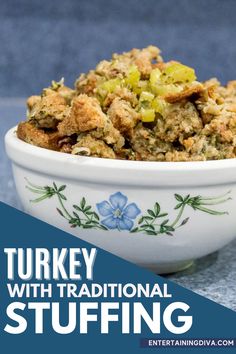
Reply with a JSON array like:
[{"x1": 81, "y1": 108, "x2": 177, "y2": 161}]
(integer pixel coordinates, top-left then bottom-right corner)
[
  {"x1": 103, "y1": 87, "x2": 138, "y2": 109},
  {"x1": 130, "y1": 124, "x2": 173, "y2": 161},
  {"x1": 75, "y1": 70, "x2": 103, "y2": 96},
  {"x1": 58, "y1": 94, "x2": 125, "y2": 151},
  {"x1": 17, "y1": 122, "x2": 60, "y2": 150},
  {"x1": 58, "y1": 94, "x2": 107, "y2": 135},
  {"x1": 107, "y1": 98, "x2": 140, "y2": 137},
  {"x1": 72, "y1": 135, "x2": 116, "y2": 159},
  {"x1": 132, "y1": 45, "x2": 163, "y2": 77},
  {"x1": 164, "y1": 82, "x2": 204, "y2": 103},
  {"x1": 27, "y1": 91, "x2": 69, "y2": 129},
  {"x1": 16, "y1": 45, "x2": 236, "y2": 162},
  {"x1": 155, "y1": 101, "x2": 203, "y2": 143}
]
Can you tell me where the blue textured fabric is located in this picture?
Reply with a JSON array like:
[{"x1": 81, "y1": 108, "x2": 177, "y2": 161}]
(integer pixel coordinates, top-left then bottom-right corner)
[{"x1": 0, "y1": 0, "x2": 236, "y2": 96}]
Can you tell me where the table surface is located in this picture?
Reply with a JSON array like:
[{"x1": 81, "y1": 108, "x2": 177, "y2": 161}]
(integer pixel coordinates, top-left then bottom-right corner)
[{"x1": 1, "y1": 99, "x2": 235, "y2": 311}]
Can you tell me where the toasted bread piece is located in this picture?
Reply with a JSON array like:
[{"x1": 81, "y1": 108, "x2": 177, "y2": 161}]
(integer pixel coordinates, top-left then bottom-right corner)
[
  {"x1": 58, "y1": 94, "x2": 107, "y2": 136},
  {"x1": 133, "y1": 46, "x2": 162, "y2": 77},
  {"x1": 107, "y1": 98, "x2": 140, "y2": 137},
  {"x1": 27, "y1": 95, "x2": 41, "y2": 110},
  {"x1": 72, "y1": 135, "x2": 116, "y2": 159},
  {"x1": 28, "y1": 92, "x2": 68, "y2": 129},
  {"x1": 17, "y1": 122, "x2": 60, "y2": 151},
  {"x1": 164, "y1": 83, "x2": 204, "y2": 103},
  {"x1": 103, "y1": 87, "x2": 138, "y2": 109},
  {"x1": 155, "y1": 101, "x2": 202, "y2": 143},
  {"x1": 75, "y1": 71, "x2": 103, "y2": 96}
]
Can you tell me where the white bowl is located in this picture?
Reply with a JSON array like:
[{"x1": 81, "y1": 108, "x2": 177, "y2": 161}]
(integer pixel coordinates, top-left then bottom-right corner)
[{"x1": 5, "y1": 127, "x2": 236, "y2": 273}]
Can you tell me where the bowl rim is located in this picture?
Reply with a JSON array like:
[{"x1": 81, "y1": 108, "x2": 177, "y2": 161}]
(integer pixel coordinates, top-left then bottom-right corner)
[{"x1": 5, "y1": 126, "x2": 236, "y2": 187}]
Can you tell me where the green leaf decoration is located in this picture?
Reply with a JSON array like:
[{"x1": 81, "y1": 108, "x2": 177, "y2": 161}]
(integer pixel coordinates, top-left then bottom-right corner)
[
  {"x1": 138, "y1": 217, "x2": 144, "y2": 224},
  {"x1": 180, "y1": 217, "x2": 189, "y2": 226},
  {"x1": 165, "y1": 226, "x2": 175, "y2": 232},
  {"x1": 83, "y1": 225, "x2": 93, "y2": 229},
  {"x1": 157, "y1": 212, "x2": 168, "y2": 218},
  {"x1": 58, "y1": 185, "x2": 66, "y2": 192},
  {"x1": 59, "y1": 193, "x2": 67, "y2": 201},
  {"x1": 154, "y1": 202, "x2": 161, "y2": 216},
  {"x1": 26, "y1": 186, "x2": 45, "y2": 194},
  {"x1": 175, "y1": 194, "x2": 183, "y2": 202},
  {"x1": 86, "y1": 211, "x2": 94, "y2": 216},
  {"x1": 25, "y1": 179, "x2": 231, "y2": 237},
  {"x1": 80, "y1": 197, "x2": 86, "y2": 210},
  {"x1": 56, "y1": 208, "x2": 64, "y2": 217},
  {"x1": 130, "y1": 227, "x2": 139, "y2": 233},
  {"x1": 161, "y1": 219, "x2": 169, "y2": 226},
  {"x1": 72, "y1": 211, "x2": 80, "y2": 218},
  {"x1": 99, "y1": 225, "x2": 108, "y2": 230},
  {"x1": 90, "y1": 220, "x2": 100, "y2": 225},
  {"x1": 84, "y1": 206, "x2": 92, "y2": 212},
  {"x1": 146, "y1": 230, "x2": 158, "y2": 236},
  {"x1": 147, "y1": 209, "x2": 155, "y2": 217},
  {"x1": 143, "y1": 216, "x2": 153, "y2": 221},
  {"x1": 143, "y1": 224, "x2": 155, "y2": 231},
  {"x1": 93, "y1": 212, "x2": 100, "y2": 221},
  {"x1": 174, "y1": 203, "x2": 183, "y2": 210},
  {"x1": 183, "y1": 194, "x2": 190, "y2": 202},
  {"x1": 73, "y1": 204, "x2": 82, "y2": 211}
]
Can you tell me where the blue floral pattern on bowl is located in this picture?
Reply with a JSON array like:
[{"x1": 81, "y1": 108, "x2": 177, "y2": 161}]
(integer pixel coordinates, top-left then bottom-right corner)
[
  {"x1": 25, "y1": 178, "x2": 231, "y2": 237},
  {"x1": 96, "y1": 192, "x2": 141, "y2": 231}
]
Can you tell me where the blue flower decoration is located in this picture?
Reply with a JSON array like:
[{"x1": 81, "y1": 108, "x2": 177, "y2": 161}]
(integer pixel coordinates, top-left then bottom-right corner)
[{"x1": 96, "y1": 192, "x2": 141, "y2": 231}]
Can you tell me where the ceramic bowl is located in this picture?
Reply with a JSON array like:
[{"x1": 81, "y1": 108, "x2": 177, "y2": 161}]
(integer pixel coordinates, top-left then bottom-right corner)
[{"x1": 5, "y1": 126, "x2": 236, "y2": 273}]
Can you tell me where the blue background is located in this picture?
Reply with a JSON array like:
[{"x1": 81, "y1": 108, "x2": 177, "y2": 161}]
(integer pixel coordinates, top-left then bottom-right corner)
[{"x1": 0, "y1": 0, "x2": 236, "y2": 96}]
